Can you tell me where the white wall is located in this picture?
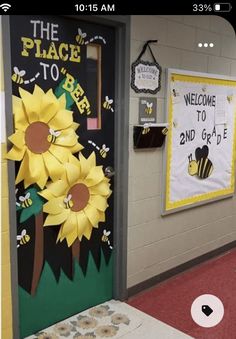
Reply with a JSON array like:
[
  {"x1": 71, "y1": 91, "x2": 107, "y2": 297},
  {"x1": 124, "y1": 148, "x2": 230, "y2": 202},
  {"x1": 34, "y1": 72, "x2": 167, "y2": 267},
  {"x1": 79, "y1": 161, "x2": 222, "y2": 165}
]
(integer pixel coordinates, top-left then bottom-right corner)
[{"x1": 127, "y1": 15, "x2": 236, "y2": 288}]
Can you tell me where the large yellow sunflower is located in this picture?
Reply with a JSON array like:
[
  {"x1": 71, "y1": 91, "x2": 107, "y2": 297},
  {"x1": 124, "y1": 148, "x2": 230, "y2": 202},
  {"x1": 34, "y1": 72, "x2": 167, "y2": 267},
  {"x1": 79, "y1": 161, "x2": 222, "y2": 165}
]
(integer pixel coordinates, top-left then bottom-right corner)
[
  {"x1": 40, "y1": 152, "x2": 112, "y2": 246},
  {"x1": 6, "y1": 85, "x2": 83, "y2": 189}
]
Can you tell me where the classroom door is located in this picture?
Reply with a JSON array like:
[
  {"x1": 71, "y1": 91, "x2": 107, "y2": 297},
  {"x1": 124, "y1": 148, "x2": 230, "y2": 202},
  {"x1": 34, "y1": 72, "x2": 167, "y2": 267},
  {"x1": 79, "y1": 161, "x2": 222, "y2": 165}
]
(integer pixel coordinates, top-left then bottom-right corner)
[{"x1": 8, "y1": 15, "x2": 115, "y2": 338}]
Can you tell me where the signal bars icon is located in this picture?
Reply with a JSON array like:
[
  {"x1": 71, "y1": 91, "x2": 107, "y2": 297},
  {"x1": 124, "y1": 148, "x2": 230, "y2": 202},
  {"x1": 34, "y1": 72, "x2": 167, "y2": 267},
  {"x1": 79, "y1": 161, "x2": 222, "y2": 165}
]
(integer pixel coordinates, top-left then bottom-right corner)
[{"x1": 0, "y1": 3, "x2": 11, "y2": 11}]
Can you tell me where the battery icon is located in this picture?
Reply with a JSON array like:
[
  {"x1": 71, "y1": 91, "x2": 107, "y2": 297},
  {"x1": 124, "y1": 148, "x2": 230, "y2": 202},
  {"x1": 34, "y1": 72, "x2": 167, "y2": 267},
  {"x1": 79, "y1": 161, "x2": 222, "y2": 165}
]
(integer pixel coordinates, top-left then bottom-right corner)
[{"x1": 214, "y1": 3, "x2": 232, "y2": 12}]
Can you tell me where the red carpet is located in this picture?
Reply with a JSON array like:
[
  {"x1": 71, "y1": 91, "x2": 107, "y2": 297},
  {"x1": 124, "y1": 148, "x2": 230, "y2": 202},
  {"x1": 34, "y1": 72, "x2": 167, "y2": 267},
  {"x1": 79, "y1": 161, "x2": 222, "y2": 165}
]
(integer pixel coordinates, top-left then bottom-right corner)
[{"x1": 128, "y1": 249, "x2": 236, "y2": 339}]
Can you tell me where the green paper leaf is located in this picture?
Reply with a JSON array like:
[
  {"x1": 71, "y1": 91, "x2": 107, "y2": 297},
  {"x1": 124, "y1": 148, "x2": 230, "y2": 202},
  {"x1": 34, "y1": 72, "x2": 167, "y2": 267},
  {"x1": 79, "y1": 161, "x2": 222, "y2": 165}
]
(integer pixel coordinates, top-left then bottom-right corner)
[
  {"x1": 19, "y1": 187, "x2": 44, "y2": 222},
  {"x1": 54, "y1": 78, "x2": 75, "y2": 109}
]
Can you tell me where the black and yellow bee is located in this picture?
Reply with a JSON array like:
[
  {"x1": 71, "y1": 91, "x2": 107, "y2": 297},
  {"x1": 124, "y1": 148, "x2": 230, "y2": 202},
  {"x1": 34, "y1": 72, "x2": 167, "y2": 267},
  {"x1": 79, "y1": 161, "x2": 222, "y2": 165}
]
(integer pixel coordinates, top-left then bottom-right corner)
[
  {"x1": 17, "y1": 229, "x2": 30, "y2": 248},
  {"x1": 103, "y1": 96, "x2": 114, "y2": 111},
  {"x1": 64, "y1": 194, "x2": 74, "y2": 209},
  {"x1": 47, "y1": 128, "x2": 61, "y2": 144},
  {"x1": 142, "y1": 127, "x2": 150, "y2": 135},
  {"x1": 101, "y1": 229, "x2": 113, "y2": 249},
  {"x1": 76, "y1": 28, "x2": 87, "y2": 45},
  {"x1": 100, "y1": 144, "x2": 110, "y2": 159},
  {"x1": 11, "y1": 67, "x2": 26, "y2": 84},
  {"x1": 145, "y1": 102, "x2": 153, "y2": 115},
  {"x1": 19, "y1": 192, "x2": 32, "y2": 208},
  {"x1": 162, "y1": 127, "x2": 168, "y2": 136},
  {"x1": 11, "y1": 66, "x2": 40, "y2": 85},
  {"x1": 188, "y1": 145, "x2": 213, "y2": 179}
]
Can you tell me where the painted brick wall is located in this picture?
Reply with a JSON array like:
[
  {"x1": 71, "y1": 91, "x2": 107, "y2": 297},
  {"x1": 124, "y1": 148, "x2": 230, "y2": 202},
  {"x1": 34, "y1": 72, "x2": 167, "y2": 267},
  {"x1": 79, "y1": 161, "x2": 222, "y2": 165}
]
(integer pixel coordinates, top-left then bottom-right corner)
[{"x1": 128, "y1": 15, "x2": 236, "y2": 287}]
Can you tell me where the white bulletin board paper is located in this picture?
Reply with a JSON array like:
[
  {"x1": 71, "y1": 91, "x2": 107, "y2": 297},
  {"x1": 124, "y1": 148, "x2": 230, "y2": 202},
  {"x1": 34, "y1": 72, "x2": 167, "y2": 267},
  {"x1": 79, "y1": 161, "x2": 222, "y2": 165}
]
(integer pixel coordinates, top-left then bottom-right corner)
[{"x1": 163, "y1": 69, "x2": 236, "y2": 213}]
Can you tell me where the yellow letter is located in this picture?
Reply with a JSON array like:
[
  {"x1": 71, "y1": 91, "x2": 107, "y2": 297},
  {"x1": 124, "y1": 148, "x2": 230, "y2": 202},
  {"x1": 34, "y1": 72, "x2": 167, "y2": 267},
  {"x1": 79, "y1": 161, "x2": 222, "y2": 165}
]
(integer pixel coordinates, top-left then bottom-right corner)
[
  {"x1": 71, "y1": 83, "x2": 85, "y2": 101},
  {"x1": 62, "y1": 73, "x2": 75, "y2": 93},
  {"x1": 21, "y1": 37, "x2": 34, "y2": 57},
  {"x1": 58, "y1": 43, "x2": 69, "y2": 61},
  {"x1": 69, "y1": 44, "x2": 81, "y2": 63},
  {"x1": 35, "y1": 39, "x2": 47, "y2": 58},
  {"x1": 47, "y1": 42, "x2": 59, "y2": 60},
  {"x1": 76, "y1": 96, "x2": 91, "y2": 114}
]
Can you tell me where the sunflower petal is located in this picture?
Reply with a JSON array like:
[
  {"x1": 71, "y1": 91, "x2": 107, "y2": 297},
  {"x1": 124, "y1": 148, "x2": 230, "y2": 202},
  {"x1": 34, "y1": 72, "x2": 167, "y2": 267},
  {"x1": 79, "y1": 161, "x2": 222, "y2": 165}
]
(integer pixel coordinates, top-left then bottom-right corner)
[
  {"x1": 46, "y1": 180, "x2": 68, "y2": 197},
  {"x1": 89, "y1": 181, "x2": 111, "y2": 196},
  {"x1": 40, "y1": 89, "x2": 59, "y2": 123},
  {"x1": 85, "y1": 166, "x2": 104, "y2": 186},
  {"x1": 61, "y1": 212, "x2": 77, "y2": 238},
  {"x1": 54, "y1": 130, "x2": 78, "y2": 147},
  {"x1": 44, "y1": 209, "x2": 69, "y2": 226},
  {"x1": 36, "y1": 164, "x2": 48, "y2": 189},
  {"x1": 84, "y1": 204, "x2": 101, "y2": 226},
  {"x1": 58, "y1": 93, "x2": 66, "y2": 110},
  {"x1": 69, "y1": 142, "x2": 84, "y2": 153},
  {"x1": 43, "y1": 197, "x2": 65, "y2": 214},
  {"x1": 28, "y1": 152, "x2": 44, "y2": 181},
  {"x1": 82, "y1": 224, "x2": 93, "y2": 240},
  {"x1": 38, "y1": 188, "x2": 54, "y2": 201},
  {"x1": 43, "y1": 151, "x2": 65, "y2": 181},
  {"x1": 76, "y1": 211, "x2": 91, "y2": 238},
  {"x1": 48, "y1": 109, "x2": 73, "y2": 130},
  {"x1": 49, "y1": 144, "x2": 70, "y2": 163},
  {"x1": 19, "y1": 87, "x2": 39, "y2": 122},
  {"x1": 8, "y1": 130, "x2": 25, "y2": 148},
  {"x1": 33, "y1": 84, "x2": 45, "y2": 98},
  {"x1": 13, "y1": 95, "x2": 29, "y2": 130},
  {"x1": 66, "y1": 229, "x2": 78, "y2": 247},
  {"x1": 79, "y1": 152, "x2": 94, "y2": 178},
  {"x1": 65, "y1": 162, "x2": 80, "y2": 185},
  {"x1": 6, "y1": 145, "x2": 26, "y2": 161},
  {"x1": 89, "y1": 195, "x2": 108, "y2": 211},
  {"x1": 15, "y1": 150, "x2": 29, "y2": 184}
]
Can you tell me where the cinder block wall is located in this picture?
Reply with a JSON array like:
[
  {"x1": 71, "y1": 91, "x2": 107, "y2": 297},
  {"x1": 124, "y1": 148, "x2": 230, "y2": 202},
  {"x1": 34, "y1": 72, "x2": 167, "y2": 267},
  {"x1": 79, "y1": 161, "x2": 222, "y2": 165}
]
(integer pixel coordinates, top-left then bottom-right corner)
[{"x1": 128, "y1": 15, "x2": 236, "y2": 288}]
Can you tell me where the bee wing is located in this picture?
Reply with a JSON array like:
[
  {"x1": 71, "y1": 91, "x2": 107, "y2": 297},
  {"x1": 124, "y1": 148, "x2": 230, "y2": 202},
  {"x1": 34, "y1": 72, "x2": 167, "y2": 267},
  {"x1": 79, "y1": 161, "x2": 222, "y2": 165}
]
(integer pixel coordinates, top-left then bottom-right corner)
[
  {"x1": 21, "y1": 229, "x2": 26, "y2": 236},
  {"x1": 19, "y1": 70, "x2": 26, "y2": 76},
  {"x1": 19, "y1": 196, "x2": 25, "y2": 202},
  {"x1": 102, "y1": 144, "x2": 106, "y2": 149},
  {"x1": 13, "y1": 66, "x2": 19, "y2": 74},
  {"x1": 105, "y1": 147, "x2": 110, "y2": 152},
  {"x1": 64, "y1": 197, "x2": 69, "y2": 203},
  {"x1": 150, "y1": 103, "x2": 153, "y2": 107},
  {"x1": 78, "y1": 28, "x2": 82, "y2": 34},
  {"x1": 105, "y1": 96, "x2": 109, "y2": 101},
  {"x1": 17, "y1": 235, "x2": 22, "y2": 240},
  {"x1": 55, "y1": 131, "x2": 61, "y2": 137},
  {"x1": 108, "y1": 99, "x2": 113, "y2": 104},
  {"x1": 82, "y1": 32, "x2": 87, "y2": 38},
  {"x1": 146, "y1": 102, "x2": 151, "y2": 107},
  {"x1": 67, "y1": 194, "x2": 72, "y2": 200},
  {"x1": 25, "y1": 192, "x2": 30, "y2": 199},
  {"x1": 103, "y1": 229, "x2": 107, "y2": 234},
  {"x1": 106, "y1": 231, "x2": 111, "y2": 236}
]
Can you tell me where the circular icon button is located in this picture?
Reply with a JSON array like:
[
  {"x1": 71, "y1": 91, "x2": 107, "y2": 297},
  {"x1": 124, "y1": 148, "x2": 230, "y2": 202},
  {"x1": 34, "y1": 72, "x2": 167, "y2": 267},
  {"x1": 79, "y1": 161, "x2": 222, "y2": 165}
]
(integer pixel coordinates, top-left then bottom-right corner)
[{"x1": 191, "y1": 294, "x2": 224, "y2": 327}]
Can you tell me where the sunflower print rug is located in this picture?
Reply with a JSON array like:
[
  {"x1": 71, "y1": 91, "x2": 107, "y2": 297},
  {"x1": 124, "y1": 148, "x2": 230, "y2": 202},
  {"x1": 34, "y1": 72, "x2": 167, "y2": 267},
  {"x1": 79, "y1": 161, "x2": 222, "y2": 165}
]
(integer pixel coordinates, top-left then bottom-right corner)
[{"x1": 25, "y1": 300, "x2": 143, "y2": 339}]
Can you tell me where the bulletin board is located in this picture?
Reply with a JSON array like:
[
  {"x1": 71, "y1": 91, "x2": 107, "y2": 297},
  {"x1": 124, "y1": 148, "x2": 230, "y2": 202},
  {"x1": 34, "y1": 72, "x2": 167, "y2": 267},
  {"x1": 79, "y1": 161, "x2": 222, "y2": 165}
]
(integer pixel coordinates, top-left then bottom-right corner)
[{"x1": 163, "y1": 69, "x2": 236, "y2": 214}]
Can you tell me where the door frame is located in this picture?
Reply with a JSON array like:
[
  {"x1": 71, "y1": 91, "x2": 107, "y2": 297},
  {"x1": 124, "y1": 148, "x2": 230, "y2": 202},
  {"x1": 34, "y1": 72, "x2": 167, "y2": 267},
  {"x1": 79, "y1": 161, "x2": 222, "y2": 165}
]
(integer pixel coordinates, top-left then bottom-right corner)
[{"x1": 2, "y1": 15, "x2": 130, "y2": 338}]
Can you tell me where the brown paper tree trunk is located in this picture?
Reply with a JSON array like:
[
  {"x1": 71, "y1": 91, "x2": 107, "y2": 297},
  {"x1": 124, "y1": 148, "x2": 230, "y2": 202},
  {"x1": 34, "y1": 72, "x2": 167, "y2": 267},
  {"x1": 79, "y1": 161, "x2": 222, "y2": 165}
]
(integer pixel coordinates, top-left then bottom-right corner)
[{"x1": 31, "y1": 212, "x2": 44, "y2": 295}]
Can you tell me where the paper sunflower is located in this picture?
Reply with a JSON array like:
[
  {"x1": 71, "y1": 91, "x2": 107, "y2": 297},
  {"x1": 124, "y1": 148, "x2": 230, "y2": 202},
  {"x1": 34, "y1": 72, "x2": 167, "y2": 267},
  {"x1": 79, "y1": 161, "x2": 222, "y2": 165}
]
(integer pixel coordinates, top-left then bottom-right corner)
[
  {"x1": 6, "y1": 85, "x2": 83, "y2": 189},
  {"x1": 40, "y1": 152, "x2": 112, "y2": 246}
]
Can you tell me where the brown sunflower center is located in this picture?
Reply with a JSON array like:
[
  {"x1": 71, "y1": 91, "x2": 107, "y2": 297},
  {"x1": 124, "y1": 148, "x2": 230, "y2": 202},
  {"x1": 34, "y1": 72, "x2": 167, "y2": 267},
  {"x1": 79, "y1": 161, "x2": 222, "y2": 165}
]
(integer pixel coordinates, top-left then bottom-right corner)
[
  {"x1": 68, "y1": 183, "x2": 90, "y2": 212},
  {"x1": 25, "y1": 121, "x2": 50, "y2": 154}
]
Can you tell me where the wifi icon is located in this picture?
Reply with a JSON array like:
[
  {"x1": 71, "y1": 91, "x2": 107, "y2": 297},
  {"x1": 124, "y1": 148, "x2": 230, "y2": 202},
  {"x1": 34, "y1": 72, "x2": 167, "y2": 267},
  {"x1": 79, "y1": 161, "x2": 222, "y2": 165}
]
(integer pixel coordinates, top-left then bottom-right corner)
[{"x1": 0, "y1": 3, "x2": 11, "y2": 12}]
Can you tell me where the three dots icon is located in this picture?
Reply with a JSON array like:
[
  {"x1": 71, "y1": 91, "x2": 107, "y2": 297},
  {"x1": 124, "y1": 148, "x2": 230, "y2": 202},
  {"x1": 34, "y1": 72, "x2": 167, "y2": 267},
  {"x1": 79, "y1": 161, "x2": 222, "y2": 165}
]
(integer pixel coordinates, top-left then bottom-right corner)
[{"x1": 198, "y1": 43, "x2": 214, "y2": 48}]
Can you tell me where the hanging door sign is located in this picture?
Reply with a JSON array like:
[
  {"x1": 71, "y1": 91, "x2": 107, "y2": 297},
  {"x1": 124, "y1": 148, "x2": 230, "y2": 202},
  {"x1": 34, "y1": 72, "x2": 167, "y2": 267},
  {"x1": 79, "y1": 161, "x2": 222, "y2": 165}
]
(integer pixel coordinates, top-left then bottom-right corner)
[
  {"x1": 131, "y1": 40, "x2": 161, "y2": 94},
  {"x1": 163, "y1": 69, "x2": 236, "y2": 214}
]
